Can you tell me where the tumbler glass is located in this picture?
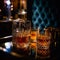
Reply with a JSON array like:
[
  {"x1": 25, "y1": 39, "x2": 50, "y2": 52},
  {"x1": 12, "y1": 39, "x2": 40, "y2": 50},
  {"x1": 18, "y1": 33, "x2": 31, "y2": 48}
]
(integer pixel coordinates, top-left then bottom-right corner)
[
  {"x1": 12, "y1": 19, "x2": 31, "y2": 55},
  {"x1": 37, "y1": 29, "x2": 51, "y2": 59}
]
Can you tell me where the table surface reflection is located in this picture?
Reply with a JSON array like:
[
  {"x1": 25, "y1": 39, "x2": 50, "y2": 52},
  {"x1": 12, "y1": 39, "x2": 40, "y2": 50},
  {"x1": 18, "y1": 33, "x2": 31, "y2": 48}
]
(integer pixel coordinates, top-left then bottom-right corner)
[{"x1": 0, "y1": 36, "x2": 59, "y2": 60}]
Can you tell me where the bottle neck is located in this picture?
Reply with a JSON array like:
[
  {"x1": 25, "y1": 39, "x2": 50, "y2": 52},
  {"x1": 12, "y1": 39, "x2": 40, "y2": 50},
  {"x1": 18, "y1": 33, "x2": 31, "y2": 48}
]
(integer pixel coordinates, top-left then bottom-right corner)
[{"x1": 18, "y1": 0, "x2": 27, "y2": 21}]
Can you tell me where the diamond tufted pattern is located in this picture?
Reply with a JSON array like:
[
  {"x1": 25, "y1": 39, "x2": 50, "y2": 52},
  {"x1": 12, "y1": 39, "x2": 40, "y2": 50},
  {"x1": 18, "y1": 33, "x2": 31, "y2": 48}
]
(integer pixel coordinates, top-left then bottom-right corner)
[{"x1": 32, "y1": 0, "x2": 58, "y2": 33}]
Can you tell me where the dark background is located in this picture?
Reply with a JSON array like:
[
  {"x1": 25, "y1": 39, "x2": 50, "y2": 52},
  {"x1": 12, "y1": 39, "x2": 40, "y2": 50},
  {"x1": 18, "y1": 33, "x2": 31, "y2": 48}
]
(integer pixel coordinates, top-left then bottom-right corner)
[{"x1": 27, "y1": 0, "x2": 60, "y2": 28}]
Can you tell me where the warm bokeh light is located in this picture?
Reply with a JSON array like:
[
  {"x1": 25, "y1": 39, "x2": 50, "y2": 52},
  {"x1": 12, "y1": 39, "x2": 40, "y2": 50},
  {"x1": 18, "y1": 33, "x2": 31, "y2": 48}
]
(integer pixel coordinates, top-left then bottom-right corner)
[
  {"x1": 20, "y1": 0, "x2": 27, "y2": 9},
  {"x1": 31, "y1": 31, "x2": 37, "y2": 42},
  {"x1": 0, "y1": 9, "x2": 1, "y2": 12}
]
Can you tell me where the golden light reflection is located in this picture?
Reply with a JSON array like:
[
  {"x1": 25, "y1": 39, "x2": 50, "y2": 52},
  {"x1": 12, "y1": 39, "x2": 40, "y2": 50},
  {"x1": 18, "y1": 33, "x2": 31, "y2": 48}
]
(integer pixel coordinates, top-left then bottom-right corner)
[
  {"x1": 30, "y1": 43, "x2": 36, "y2": 49},
  {"x1": 20, "y1": 0, "x2": 27, "y2": 9},
  {"x1": 31, "y1": 31, "x2": 37, "y2": 42}
]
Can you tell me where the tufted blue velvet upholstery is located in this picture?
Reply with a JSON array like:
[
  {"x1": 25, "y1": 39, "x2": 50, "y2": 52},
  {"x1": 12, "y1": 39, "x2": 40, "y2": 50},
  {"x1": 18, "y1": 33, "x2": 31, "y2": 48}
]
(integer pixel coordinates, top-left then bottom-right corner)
[{"x1": 32, "y1": 0, "x2": 59, "y2": 33}]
